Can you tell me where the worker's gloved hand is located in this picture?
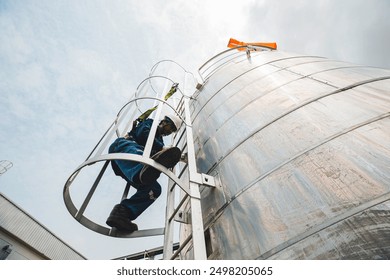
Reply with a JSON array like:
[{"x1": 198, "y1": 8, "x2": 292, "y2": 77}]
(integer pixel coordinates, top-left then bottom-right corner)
[{"x1": 162, "y1": 145, "x2": 173, "y2": 151}]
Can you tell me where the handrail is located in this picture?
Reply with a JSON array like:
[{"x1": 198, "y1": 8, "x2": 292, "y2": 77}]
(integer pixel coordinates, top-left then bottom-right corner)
[{"x1": 198, "y1": 45, "x2": 275, "y2": 82}]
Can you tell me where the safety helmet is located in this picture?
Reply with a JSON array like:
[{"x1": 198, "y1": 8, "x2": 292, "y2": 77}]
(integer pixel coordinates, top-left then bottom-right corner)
[{"x1": 165, "y1": 114, "x2": 182, "y2": 131}]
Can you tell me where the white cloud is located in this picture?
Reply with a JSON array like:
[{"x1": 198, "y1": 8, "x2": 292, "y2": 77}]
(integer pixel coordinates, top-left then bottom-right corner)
[
  {"x1": 0, "y1": 16, "x2": 32, "y2": 64},
  {"x1": 245, "y1": 0, "x2": 390, "y2": 68}
]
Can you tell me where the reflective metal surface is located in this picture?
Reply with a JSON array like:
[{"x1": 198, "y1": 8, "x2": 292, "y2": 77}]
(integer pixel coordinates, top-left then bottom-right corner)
[{"x1": 180, "y1": 49, "x2": 390, "y2": 259}]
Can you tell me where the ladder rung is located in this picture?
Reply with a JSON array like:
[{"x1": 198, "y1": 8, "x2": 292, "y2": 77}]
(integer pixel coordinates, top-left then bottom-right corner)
[
  {"x1": 173, "y1": 125, "x2": 187, "y2": 147},
  {"x1": 170, "y1": 233, "x2": 192, "y2": 260},
  {"x1": 109, "y1": 227, "x2": 165, "y2": 238}
]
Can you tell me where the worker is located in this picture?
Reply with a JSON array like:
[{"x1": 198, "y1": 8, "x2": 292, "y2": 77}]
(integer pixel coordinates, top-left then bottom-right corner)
[{"x1": 106, "y1": 115, "x2": 182, "y2": 232}]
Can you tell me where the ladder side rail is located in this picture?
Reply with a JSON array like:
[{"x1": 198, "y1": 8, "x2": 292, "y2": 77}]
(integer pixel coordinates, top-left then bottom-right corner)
[
  {"x1": 170, "y1": 233, "x2": 192, "y2": 260},
  {"x1": 162, "y1": 100, "x2": 187, "y2": 259},
  {"x1": 167, "y1": 161, "x2": 190, "y2": 221},
  {"x1": 183, "y1": 97, "x2": 207, "y2": 260},
  {"x1": 188, "y1": 182, "x2": 206, "y2": 259},
  {"x1": 163, "y1": 159, "x2": 189, "y2": 259},
  {"x1": 163, "y1": 178, "x2": 176, "y2": 259}
]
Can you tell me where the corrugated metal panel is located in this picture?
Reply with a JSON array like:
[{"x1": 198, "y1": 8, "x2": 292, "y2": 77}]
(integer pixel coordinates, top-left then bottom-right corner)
[
  {"x1": 180, "y1": 50, "x2": 390, "y2": 259},
  {"x1": 0, "y1": 193, "x2": 86, "y2": 260}
]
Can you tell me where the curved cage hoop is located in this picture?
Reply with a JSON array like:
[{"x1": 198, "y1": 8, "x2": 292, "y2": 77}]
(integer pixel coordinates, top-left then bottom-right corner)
[{"x1": 63, "y1": 153, "x2": 190, "y2": 238}]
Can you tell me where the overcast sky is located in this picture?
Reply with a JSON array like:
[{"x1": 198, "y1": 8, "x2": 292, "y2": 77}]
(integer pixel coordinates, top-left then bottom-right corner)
[{"x1": 1, "y1": 0, "x2": 389, "y2": 259}]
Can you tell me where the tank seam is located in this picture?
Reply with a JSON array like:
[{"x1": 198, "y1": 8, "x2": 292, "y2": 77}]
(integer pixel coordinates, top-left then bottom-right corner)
[
  {"x1": 257, "y1": 191, "x2": 390, "y2": 259},
  {"x1": 203, "y1": 112, "x2": 390, "y2": 239},
  {"x1": 207, "y1": 76, "x2": 390, "y2": 172}
]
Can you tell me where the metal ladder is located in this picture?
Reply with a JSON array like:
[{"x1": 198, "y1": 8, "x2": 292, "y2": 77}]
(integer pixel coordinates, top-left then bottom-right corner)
[
  {"x1": 63, "y1": 64, "x2": 215, "y2": 260},
  {"x1": 162, "y1": 95, "x2": 216, "y2": 259}
]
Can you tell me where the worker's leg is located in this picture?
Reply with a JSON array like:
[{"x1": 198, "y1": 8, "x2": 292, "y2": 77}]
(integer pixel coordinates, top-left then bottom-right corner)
[
  {"x1": 107, "y1": 138, "x2": 161, "y2": 230},
  {"x1": 139, "y1": 147, "x2": 181, "y2": 185},
  {"x1": 120, "y1": 180, "x2": 162, "y2": 221},
  {"x1": 108, "y1": 138, "x2": 143, "y2": 184}
]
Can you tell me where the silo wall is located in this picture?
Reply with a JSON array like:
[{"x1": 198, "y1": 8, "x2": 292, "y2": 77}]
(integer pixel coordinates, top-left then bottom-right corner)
[{"x1": 181, "y1": 49, "x2": 390, "y2": 259}]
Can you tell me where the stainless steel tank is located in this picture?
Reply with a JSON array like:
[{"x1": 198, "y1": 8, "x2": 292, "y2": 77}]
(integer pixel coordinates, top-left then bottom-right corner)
[{"x1": 179, "y1": 48, "x2": 390, "y2": 259}]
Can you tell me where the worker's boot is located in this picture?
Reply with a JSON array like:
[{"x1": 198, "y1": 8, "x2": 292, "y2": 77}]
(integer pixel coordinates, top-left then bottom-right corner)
[
  {"x1": 139, "y1": 147, "x2": 181, "y2": 185},
  {"x1": 106, "y1": 204, "x2": 138, "y2": 233}
]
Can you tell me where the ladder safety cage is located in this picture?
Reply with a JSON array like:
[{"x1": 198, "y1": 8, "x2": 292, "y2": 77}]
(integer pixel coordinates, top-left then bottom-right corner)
[{"x1": 63, "y1": 61, "x2": 215, "y2": 260}]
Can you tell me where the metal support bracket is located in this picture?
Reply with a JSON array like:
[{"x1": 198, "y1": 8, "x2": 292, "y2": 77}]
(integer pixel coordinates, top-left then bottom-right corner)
[
  {"x1": 190, "y1": 173, "x2": 216, "y2": 188},
  {"x1": 201, "y1": 173, "x2": 216, "y2": 187},
  {"x1": 174, "y1": 211, "x2": 191, "y2": 224},
  {"x1": 246, "y1": 48, "x2": 251, "y2": 59}
]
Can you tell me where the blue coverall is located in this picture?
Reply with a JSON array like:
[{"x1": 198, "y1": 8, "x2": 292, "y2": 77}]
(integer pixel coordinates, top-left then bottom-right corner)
[{"x1": 109, "y1": 119, "x2": 164, "y2": 221}]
